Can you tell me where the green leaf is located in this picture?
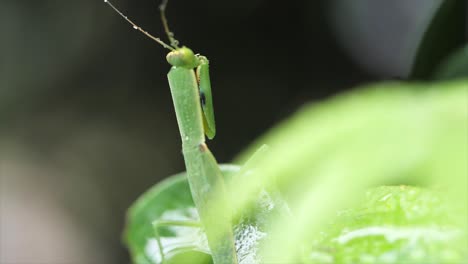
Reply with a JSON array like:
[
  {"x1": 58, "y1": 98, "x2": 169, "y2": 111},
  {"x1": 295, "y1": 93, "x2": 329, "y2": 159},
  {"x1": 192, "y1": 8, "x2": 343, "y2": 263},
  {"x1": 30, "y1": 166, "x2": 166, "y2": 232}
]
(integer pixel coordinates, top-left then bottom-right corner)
[
  {"x1": 434, "y1": 44, "x2": 468, "y2": 80},
  {"x1": 410, "y1": 0, "x2": 465, "y2": 79},
  {"x1": 305, "y1": 186, "x2": 467, "y2": 264},
  {"x1": 124, "y1": 164, "x2": 290, "y2": 264},
  {"x1": 124, "y1": 165, "x2": 238, "y2": 264}
]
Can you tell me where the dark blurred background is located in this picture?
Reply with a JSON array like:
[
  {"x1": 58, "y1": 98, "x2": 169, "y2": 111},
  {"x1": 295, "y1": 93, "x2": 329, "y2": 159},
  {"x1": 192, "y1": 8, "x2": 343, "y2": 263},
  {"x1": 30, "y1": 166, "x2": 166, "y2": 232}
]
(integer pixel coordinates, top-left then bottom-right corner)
[{"x1": 0, "y1": 0, "x2": 443, "y2": 263}]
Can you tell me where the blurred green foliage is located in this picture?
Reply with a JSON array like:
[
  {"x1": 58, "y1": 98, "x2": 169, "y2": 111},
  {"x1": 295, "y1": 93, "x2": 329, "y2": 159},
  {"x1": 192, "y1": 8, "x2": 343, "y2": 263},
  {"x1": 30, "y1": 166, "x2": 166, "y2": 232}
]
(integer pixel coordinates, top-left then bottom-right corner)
[
  {"x1": 410, "y1": 0, "x2": 465, "y2": 79},
  {"x1": 126, "y1": 79, "x2": 468, "y2": 263},
  {"x1": 435, "y1": 44, "x2": 468, "y2": 80},
  {"x1": 305, "y1": 186, "x2": 466, "y2": 263}
]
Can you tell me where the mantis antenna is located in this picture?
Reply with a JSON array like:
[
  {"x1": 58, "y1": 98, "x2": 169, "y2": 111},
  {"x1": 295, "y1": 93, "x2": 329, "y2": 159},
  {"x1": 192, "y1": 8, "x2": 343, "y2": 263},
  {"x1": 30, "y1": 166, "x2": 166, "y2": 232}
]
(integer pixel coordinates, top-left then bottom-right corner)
[
  {"x1": 159, "y1": 0, "x2": 180, "y2": 49},
  {"x1": 104, "y1": 0, "x2": 174, "y2": 51}
]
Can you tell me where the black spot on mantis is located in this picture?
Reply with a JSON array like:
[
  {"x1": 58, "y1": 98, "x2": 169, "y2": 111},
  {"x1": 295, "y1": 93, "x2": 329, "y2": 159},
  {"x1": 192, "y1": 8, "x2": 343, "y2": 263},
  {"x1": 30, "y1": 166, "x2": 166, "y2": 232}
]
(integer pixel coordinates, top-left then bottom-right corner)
[{"x1": 200, "y1": 91, "x2": 207, "y2": 107}]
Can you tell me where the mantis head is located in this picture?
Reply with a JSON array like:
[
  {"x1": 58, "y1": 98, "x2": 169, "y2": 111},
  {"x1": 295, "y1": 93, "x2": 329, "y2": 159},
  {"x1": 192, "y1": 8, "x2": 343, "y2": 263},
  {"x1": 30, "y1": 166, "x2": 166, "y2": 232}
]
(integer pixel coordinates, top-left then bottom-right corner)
[{"x1": 166, "y1": 47, "x2": 200, "y2": 69}]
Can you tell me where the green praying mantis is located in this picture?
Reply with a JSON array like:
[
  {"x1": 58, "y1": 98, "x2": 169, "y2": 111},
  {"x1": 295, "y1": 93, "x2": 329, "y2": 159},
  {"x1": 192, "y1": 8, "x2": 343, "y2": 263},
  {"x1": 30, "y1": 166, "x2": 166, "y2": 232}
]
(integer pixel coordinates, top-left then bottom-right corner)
[{"x1": 104, "y1": 0, "x2": 238, "y2": 263}]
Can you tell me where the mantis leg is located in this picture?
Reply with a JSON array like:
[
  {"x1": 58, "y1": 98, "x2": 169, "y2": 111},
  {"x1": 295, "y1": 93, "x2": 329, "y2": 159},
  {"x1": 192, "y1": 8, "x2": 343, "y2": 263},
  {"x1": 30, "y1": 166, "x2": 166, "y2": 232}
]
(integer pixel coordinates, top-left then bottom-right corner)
[{"x1": 183, "y1": 143, "x2": 238, "y2": 264}]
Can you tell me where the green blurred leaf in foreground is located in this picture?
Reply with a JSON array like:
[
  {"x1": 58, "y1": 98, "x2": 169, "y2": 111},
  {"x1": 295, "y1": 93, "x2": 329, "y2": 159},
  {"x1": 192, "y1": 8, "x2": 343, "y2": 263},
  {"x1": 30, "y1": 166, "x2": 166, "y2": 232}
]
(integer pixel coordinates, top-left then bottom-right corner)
[
  {"x1": 305, "y1": 186, "x2": 466, "y2": 263},
  {"x1": 234, "y1": 79, "x2": 467, "y2": 262}
]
